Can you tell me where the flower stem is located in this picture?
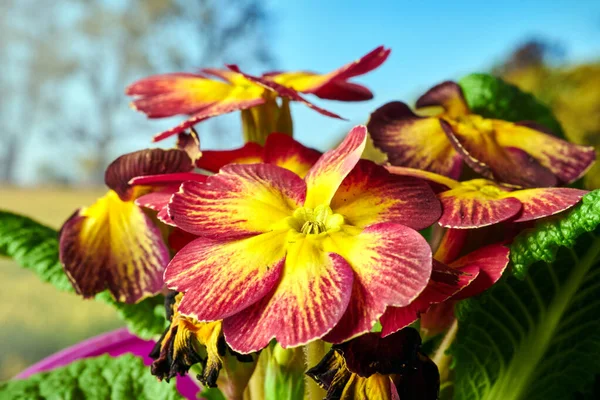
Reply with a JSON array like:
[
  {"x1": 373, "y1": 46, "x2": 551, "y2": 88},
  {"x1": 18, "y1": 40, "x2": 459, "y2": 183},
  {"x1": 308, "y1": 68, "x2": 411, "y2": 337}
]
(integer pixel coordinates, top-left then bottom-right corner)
[
  {"x1": 303, "y1": 340, "x2": 326, "y2": 400},
  {"x1": 432, "y1": 318, "x2": 458, "y2": 383}
]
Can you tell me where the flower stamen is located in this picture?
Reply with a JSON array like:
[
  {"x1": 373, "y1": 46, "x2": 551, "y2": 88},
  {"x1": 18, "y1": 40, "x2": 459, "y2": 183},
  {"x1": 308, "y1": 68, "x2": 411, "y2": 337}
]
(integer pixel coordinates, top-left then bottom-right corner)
[{"x1": 291, "y1": 205, "x2": 344, "y2": 235}]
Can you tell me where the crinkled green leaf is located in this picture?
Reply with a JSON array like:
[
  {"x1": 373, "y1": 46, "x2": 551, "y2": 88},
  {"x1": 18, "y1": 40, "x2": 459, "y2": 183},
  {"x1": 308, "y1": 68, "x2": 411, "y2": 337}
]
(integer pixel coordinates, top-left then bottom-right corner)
[
  {"x1": 0, "y1": 354, "x2": 183, "y2": 399},
  {"x1": 0, "y1": 210, "x2": 167, "y2": 339},
  {"x1": 0, "y1": 210, "x2": 73, "y2": 292},
  {"x1": 96, "y1": 292, "x2": 168, "y2": 340},
  {"x1": 459, "y1": 73, "x2": 565, "y2": 138},
  {"x1": 511, "y1": 189, "x2": 600, "y2": 278},
  {"x1": 453, "y1": 190, "x2": 600, "y2": 400}
]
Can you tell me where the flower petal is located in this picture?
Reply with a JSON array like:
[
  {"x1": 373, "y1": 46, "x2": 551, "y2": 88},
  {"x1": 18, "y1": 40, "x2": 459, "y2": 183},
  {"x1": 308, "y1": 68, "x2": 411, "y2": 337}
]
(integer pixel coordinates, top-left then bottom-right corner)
[
  {"x1": 129, "y1": 172, "x2": 208, "y2": 187},
  {"x1": 176, "y1": 129, "x2": 202, "y2": 162},
  {"x1": 323, "y1": 223, "x2": 432, "y2": 343},
  {"x1": 342, "y1": 375, "x2": 397, "y2": 399},
  {"x1": 330, "y1": 160, "x2": 441, "y2": 230},
  {"x1": 268, "y1": 46, "x2": 391, "y2": 101},
  {"x1": 368, "y1": 102, "x2": 463, "y2": 179},
  {"x1": 495, "y1": 120, "x2": 596, "y2": 184},
  {"x1": 195, "y1": 142, "x2": 264, "y2": 173},
  {"x1": 304, "y1": 125, "x2": 367, "y2": 208},
  {"x1": 168, "y1": 229, "x2": 198, "y2": 253},
  {"x1": 127, "y1": 73, "x2": 260, "y2": 118},
  {"x1": 227, "y1": 65, "x2": 344, "y2": 120},
  {"x1": 166, "y1": 231, "x2": 287, "y2": 321},
  {"x1": 441, "y1": 119, "x2": 558, "y2": 187},
  {"x1": 415, "y1": 81, "x2": 469, "y2": 118},
  {"x1": 380, "y1": 261, "x2": 477, "y2": 337},
  {"x1": 169, "y1": 163, "x2": 306, "y2": 239},
  {"x1": 131, "y1": 173, "x2": 208, "y2": 226},
  {"x1": 438, "y1": 179, "x2": 523, "y2": 228},
  {"x1": 105, "y1": 148, "x2": 194, "y2": 201},
  {"x1": 504, "y1": 187, "x2": 587, "y2": 223},
  {"x1": 222, "y1": 236, "x2": 354, "y2": 352},
  {"x1": 263, "y1": 133, "x2": 322, "y2": 178},
  {"x1": 135, "y1": 184, "x2": 181, "y2": 225},
  {"x1": 450, "y1": 243, "x2": 510, "y2": 299},
  {"x1": 151, "y1": 97, "x2": 266, "y2": 142},
  {"x1": 59, "y1": 191, "x2": 169, "y2": 303}
]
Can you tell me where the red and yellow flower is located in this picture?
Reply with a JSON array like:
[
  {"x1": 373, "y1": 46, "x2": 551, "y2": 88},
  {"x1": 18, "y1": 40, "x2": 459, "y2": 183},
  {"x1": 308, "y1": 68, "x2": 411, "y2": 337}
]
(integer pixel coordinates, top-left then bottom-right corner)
[
  {"x1": 164, "y1": 126, "x2": 441, "y2": 353},
  {"x1": 134, "y1": 132, "x2": 323, "y2": 226},
  {"x1": 380, "y1": 242, "x2": 510, "y2": 337},
  {"x1": 196, "y1": 132, "x2": 322, "y2": 178},
  {"x1": 387, "y1": 166, "x2": 587, "y2": 229},
  {"x1": 306, "y1": 328, "x2": 439, "y2": 400},
  {"x1": 59, "y1": 132, "x2": 203, "y2": 303},
  {"x1": 367, "y1": 81, "x2": 595, "y2": 187},
  {"x1": 265, "y1": 46, "x2": 390, "y2": 101},
  {"x1": 126, "y1": 47, "x2": 389, "y2": 142}
]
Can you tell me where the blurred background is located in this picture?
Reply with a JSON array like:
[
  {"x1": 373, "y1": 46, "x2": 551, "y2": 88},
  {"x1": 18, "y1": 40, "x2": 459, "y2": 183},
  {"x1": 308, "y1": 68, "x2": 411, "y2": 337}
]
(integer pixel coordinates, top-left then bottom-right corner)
[{"x1": 1, "y1": 0, "x2": 599, "y2": 380}]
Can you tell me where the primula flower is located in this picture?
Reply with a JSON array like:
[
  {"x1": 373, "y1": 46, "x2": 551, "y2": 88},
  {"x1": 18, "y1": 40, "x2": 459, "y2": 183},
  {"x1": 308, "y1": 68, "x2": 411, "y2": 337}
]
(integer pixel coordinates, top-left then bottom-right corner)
[
  {"x1": 165, "y1": 126, "x2": 441, "y2": 353},
  {"x1": 387, "y1": 166, "x2": 587, "y2": 229},
  {"x1": 196, "y1": 132, "x2": 322, "y2": 178},
  {"x1": 367, "y1": 81, "x2": 595, "y2": 187},
  {"x1": 265, "y1": 46, "x2": 391, "y2": 101},
  {"x1": 150, "y1": 292, "x2": 255, "y2": 388},
  {"x1": 59, "y1": 132, "x2": 203, "y2": 303},
  {"x1": 135, "y1": 133, "x2": 323, "y2": 225},
  {"x1": 306, "y1": 328, "x2": 439, "y2": 400},
  {"x1": 126, "y1": 47, "x2": 389, "y2": 142},
  {"x1": 380, "y1": 243, "x2": 510, "y2": 337}
]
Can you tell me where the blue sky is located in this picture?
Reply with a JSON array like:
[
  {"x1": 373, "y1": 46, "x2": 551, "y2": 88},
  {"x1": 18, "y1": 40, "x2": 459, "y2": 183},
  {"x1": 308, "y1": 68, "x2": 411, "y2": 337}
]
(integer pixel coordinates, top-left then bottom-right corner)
[
  {"x1": 10, "y1": 0, "x2": 600, "y2": 183},
  {"x1": 260, "y1": 0, "x2": 600, "y2": 150}
]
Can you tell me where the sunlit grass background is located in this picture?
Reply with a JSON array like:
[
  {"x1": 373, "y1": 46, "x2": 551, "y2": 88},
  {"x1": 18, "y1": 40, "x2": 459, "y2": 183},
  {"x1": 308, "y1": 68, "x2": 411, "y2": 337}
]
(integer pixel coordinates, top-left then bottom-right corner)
[{"x1": 0, "y1": 188, "x2": 122, "y2": 380}]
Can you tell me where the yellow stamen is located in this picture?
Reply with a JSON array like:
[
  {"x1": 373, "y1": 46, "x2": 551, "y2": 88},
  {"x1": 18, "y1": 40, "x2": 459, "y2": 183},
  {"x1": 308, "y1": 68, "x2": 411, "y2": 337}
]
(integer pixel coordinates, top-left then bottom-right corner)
[{"x1": 290, "y1": 205, "x2": 344, "y2": 235}]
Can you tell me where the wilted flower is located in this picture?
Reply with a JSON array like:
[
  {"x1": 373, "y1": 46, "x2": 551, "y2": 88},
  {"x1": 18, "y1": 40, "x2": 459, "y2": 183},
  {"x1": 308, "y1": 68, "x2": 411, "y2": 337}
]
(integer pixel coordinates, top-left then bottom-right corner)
[
  {"x1": 368, "y1": 81, "x2": 595, "y2": 187},
  {"x1": 126, "y1": 47, "x2": 389, "y2": 142},
  {"x1": 59, "y1": 132, "x2": 202, "y2": 303},
  {"x1": 306, "y1": 328, "x2": 439, "y2": 400},
  {"x1": 150, "y1": 292, "x2": 255, "y2": 389},
  {"x1": 387, "y1": 166, "x2": 587, "y2": 229},
  {"x1": 164, "y1": 126, "x2": 441, "y2": 353}
]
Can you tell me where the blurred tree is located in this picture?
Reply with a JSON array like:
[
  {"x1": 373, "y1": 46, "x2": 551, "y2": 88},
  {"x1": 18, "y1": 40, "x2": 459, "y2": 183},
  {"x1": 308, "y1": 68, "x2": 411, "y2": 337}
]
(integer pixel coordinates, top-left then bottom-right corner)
[
  {"x1": 0, "y1": 0, "x2": 273, "y2": 184},
  {"x1": 495, "y1": 40, "x2": 600, "y2": 188}
]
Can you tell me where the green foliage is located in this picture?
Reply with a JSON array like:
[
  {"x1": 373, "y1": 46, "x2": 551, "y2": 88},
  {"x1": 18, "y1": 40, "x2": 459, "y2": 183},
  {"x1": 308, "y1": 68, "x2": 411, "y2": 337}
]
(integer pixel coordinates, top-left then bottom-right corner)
[
  {"x1": 264, "y1": 345, "x2": 305, "y2": 400},
  {"x1": 96, "y1": 292, "x2": 168, "y2": 340},
  {"x1": 0, "y1": 211, "x2": 74, "y2": 292},
  {"x1": 200, "y1": 387, "x2": 227, "y2": 400},
  {"x1": 459, "y1": 73, "x2": 565, "y2": 138},
  {"x1": 0, "y1": 210, "x2": 167, "y2": 339},
  {"x1": 0, "y1": 354, "x2": 183, "y2": 399},
  {"x1": 453, "y1": 190, "x2": 600, "y2": 400}
]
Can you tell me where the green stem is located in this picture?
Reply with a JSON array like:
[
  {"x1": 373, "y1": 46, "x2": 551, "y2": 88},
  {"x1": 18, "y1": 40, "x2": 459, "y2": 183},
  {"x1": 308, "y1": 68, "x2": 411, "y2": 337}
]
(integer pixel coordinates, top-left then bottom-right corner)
[
  {"x1": 303, "y1": 340, "x2": 326, "y2": 400},
  {"x1": 432, "y1": 318, "x2": 458, "y2": 383}
]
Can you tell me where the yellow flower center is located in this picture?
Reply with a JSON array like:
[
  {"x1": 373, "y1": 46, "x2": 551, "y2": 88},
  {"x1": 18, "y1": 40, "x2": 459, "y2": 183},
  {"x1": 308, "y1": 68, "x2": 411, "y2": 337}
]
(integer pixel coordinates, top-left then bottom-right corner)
[
  {"x1": 459, "y1": 179, "x2": 509, "y2": 199},
  {"x1": 289, "y1": 205, "x2": 344, "y2": 235}
]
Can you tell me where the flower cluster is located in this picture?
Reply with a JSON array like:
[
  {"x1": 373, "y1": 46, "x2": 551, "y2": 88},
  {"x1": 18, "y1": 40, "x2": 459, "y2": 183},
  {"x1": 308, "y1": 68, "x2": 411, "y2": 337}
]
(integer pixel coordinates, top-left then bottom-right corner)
[{"x1": 57, "y1": 46, "x2": 595, "y2": 399}]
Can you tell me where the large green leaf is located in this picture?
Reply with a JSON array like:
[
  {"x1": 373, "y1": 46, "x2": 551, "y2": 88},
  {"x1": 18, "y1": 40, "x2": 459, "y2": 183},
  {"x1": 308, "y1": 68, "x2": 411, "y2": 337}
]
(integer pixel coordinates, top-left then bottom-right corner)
[
  {"x1": 96, "y1": 292, "x2": 168, "y2": 340},
  {"x1": 0, "y1": 210, "x2": 74, "y2": 292},
  {"x1": 0, "y1": 210, "x2": 167, "y2": 339},
  {"x1": 453, "y1": 190, "x2": 600, "y2": 400},
  {"x1": 459, "y1": 73, "x2": 565, "y2": 138},
  {"x1": 0, "y1": 354, "x2": 183, "y2": 399}
]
